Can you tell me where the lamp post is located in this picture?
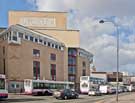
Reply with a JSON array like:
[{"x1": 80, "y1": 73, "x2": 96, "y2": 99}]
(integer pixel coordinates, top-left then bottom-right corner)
[{"x1": 99, "y1": 20, "x2": 119, "y2": 102}]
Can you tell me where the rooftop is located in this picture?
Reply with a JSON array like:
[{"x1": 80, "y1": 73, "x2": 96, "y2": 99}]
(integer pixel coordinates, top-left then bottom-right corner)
[{"x1": 0, "y1": 24, "x2": 65, "y2": 46}]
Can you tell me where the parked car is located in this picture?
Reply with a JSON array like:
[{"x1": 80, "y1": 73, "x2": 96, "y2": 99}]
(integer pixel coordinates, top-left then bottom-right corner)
[
  {"x1": 121, "y1": 86, "x2": 128, "y2": 92},
  {"x1": 88, "y1": 89, "x2": 101, "y2": 96},
  {"x1": 53, "y1": 89, "x2": 79, "y2": 100},
  {"x1": 108, "y1": 88, "x2": 116, "y2": 94},
  {"x1": 118, "y1": 87, "x2": 123, "y2": 93},
  {"x1": 112, "y1": 86, "x2": 123, "y2": 93}
]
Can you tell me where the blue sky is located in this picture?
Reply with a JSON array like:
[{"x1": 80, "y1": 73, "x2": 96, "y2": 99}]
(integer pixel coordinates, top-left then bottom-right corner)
[
  {"x1": 0, "y1": 0, "x2": 36, "y2": 27},
  {"x1": 1, "y1": 0, "x2": 135, "y2": 74}
]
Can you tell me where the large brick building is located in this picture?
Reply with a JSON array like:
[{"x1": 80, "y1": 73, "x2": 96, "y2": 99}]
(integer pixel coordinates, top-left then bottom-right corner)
[{"x1": 0, "y1": 11, "x2": 93, "y2": 92}]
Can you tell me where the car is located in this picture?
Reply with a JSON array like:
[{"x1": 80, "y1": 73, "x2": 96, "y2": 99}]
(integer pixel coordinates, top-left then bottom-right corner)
[
  {"x1": 121, "y1": 86, "x2": 128, "y2": 92},
  {"x1": 108, "y1": 88, "x2": 116, "y2": 94},
  {"x1": 123, "y1": 87, "x2": 128, "y2": 92},
  {"x1": 112, "y1": 86, "x2": 123, "y2": 93},
  {"x1": 118, "y1": 87, "x2": 123, "y2": 93},
  {"x1": 53, "y1": 89, "x2": 79, "y2": 100},
  {"x1": 88, "y1": 89, "x2": 101, "y2": 96}
]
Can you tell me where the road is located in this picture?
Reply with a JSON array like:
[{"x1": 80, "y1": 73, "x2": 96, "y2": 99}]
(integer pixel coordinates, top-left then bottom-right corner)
[{"x1": 0, "y1": 92, "x2": 134, "y2": 103}]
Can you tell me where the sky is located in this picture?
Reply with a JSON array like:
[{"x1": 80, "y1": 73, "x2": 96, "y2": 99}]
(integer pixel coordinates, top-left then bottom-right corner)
[{"x1": 0, "y1": 0, "x2": 135, "y2": 74}]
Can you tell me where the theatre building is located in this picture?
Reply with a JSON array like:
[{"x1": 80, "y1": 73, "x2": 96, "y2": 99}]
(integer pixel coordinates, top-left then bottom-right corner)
[{"x1": 0, "y1": 11, "x2": 93, "y2": 92}]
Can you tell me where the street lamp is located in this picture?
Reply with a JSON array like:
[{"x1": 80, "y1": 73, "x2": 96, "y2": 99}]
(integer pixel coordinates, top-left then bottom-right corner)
[{"x1": 99, "y1": 20, "x2": 119, "y2": 102}]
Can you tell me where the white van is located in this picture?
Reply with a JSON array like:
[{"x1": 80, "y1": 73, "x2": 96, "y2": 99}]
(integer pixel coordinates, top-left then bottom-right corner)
[
  {"x1": 126, "y1": 85, "x2": 134, "y2": 92},
  {"x1": 99, "y1": 85, "x2": 112, "y2": 94}
]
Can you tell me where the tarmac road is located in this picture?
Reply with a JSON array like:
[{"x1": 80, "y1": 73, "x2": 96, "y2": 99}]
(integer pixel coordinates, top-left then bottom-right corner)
[{"x1": 0, "y1": 92, "x2": 134, "y2": 103}]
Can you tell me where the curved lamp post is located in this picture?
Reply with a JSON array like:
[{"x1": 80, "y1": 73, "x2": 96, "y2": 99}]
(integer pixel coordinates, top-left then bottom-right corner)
[{"x1": 99, "y1": 20, "x2": 119, "y2": 102}]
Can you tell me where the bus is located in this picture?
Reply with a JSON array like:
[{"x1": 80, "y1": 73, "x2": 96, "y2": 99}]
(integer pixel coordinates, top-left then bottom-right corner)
[
  {"x1": 0, "y1": 74, "x2": 8, "y2": 99},
  {"x1": 24, "y1": 79, "x2": 74, "y2": 95},
  {"x1": 80, "y1": 76, "x2": 105, "y2": 93}
]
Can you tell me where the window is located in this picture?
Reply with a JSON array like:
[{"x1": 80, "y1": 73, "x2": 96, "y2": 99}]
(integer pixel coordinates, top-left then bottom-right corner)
[
  {"x1": 52, "y1": 44, "x2": 54, "y2": 48},
  {"x1": 68, "y1": 48, "x2": 77, "y2": 56},
  {"x1": 3, "y1": 59, "x2": 5, "y2": 74},
  {"x1": 18, "y1": 32, "x2": 23, "y2": 38},
  {"x1": 0, "y1": 78, "x2": 5, "y2": 89},
  {"x1": 12, "y1": 31, "x2": 17, "y2": 41},
  {"x1": 68, "y1": 76, "x2": 75, "y2": 82},
  {"x1": 50, "y1": 64, "x2": 56, "y2": 80},
  {"x1": 68, "y1": 66, "x2": 75, "y2": 74},
  {"x1": 68, "y1": 56, "x2": 76, "y2": 65},
  {"x1": 55, "y1": 45, "x2": 58, "y2": 49},
  {"x1": 48, "y1": 42, "x2": 50, "y2": 47},
  {"x1": 12, "y1": 36, "x2": 17, "y2": 41},
  {"x1": 82, "y1": 61, "x2": 86, "y2": 68},
  {"x1": 16, "y1": 84, "x2": 19, "y2": 88},
  {"x1": 33, "y1": 82, "x2": 38, "y2": 89},
  {"x1": 44, "y1": 41, "x2": 46, "y2": 45},
  {"x1": 81, "y1": 82, "x2": 88, "y2": 88},
  {"x1": 59, "y1": 46, "x2": 61, "y2": 50},
  {"x1": 39, "y1": 39, "x2": 42, "y2": 43},
  {"x1": 50, "y1": 53, "x2": 56, "y2": 60},
  {"x1": 82, "y1": 69, "x2": 86, "y2": 76},
  {"x1": 35, "y1": 38, "x2": 38, "y2": 43},
  {"x1": 33, "y1": 49, "x2": 40, "y2": 57},
  {"x1": 33, "y1": 61, "x2": 40, "y2": 79},
  {"x1": 68, "y1": 48, "x2": 77, "y2": 80},
  {"x1": 11, "y1": 84, "x2": 15, "y2": 88},
  {"x1": 25, "y1": 35, "x2": 28, "y2": 40},
  {"x1": 30, "y1": 36, "x2": 33, "y2": 41},
  {"x1": 9, "y1": 32, "x2": 11, "y2": 40},
  {"x1": 81, "y1": 76, "x2": 88, "y2": 80}
]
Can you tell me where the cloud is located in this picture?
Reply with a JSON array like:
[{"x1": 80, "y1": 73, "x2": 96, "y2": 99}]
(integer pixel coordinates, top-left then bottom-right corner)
[
  {"x1": 27, "y1": 0, "x2": 135, "y2": 74},
  {"x1": 28, "y1": 0, "x2": 135, "y2": 16},
  {"x1": 79, "y1": 17, "x2": 135, "y2": 74},
  {"x1": 128, "y1": 35, "x2": 135, "y2": 43}
]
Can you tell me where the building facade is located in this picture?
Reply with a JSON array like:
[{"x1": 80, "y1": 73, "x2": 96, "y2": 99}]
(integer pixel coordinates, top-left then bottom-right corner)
[
  {"x1": 91, "y1": 72, "x2": 107, "y2": 83},
  {"x1": 91, "y1": 72, "x2": 123, "y2": 84},
  {"x1": 0, "y1": 11, "x2": 93, "y2": 92},
  {"x1": 123, "y1": 76, "x2": 135, "y2": 85}
]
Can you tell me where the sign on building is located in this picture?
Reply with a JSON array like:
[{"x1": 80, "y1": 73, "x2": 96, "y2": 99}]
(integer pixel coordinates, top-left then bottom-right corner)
[{"x1": 19, "y1": 17, "x2": 56, "y2": 27}]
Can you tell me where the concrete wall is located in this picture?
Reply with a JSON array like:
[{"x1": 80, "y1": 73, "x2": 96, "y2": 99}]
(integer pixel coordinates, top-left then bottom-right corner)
[{"x1": 35, "y1": 29, "x2": 80, "y2": 48}]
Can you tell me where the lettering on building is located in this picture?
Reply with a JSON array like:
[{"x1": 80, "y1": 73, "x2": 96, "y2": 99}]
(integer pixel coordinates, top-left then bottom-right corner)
[{"x1": 19, "y1": 17, "x2": 56, "y2": 27}]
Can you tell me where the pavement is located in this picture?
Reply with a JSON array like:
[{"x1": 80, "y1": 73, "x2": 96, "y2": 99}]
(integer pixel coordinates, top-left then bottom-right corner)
[{"x1": 96, "y1": 92, "x2": 135, "y2": 103}]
